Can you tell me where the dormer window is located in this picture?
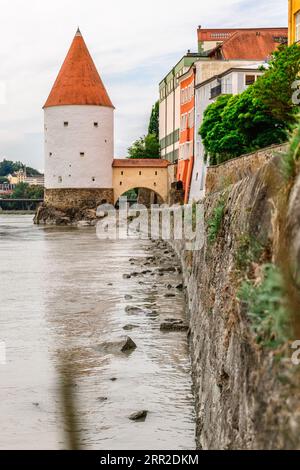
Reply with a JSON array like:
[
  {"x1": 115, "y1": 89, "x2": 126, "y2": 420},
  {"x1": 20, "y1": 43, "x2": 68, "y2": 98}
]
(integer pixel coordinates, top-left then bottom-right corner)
[{"x1": 64, "y1": 121, "x2": 69, "y2": 127}]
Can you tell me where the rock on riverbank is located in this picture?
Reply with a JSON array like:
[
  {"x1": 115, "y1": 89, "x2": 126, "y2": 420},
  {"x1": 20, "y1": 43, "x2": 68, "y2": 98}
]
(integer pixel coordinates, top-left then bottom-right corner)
[{"x1": 34, "y1": 203, "x2": 98, "y2": 226}]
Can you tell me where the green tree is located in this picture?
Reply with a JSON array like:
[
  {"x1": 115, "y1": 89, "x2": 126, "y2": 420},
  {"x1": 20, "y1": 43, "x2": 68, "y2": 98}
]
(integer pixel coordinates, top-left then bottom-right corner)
[
  {"x1": 148, "y1": 101, "x2": 159, "y2": 138},
  {"x1": 128, "y1": 102, "x2": 160, "y2": 159},
  {"x1": 253, "y1": 43, "x2": 300, "y2": 125},
  {"x1": 0, "y1": 159, "x2": 41, "y2": 177},
  {"x1": 128, "y1": 133, "x2": 160, "y2": 159},
  {"x1": 200, "y1": 44, "x2": 299, "y2": 165},
  {"x1": 0, "y1": 159, "x2": 15, "y2": 176},
  {"x1": 11, "y1": 182, "x2": 44, "y2": 199}
]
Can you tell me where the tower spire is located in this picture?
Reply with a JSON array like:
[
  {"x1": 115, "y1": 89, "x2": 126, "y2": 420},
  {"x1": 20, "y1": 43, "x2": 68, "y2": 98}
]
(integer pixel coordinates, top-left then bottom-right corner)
[{"x1": 43, "y1": 30, "x2": 114, "y2": 108}]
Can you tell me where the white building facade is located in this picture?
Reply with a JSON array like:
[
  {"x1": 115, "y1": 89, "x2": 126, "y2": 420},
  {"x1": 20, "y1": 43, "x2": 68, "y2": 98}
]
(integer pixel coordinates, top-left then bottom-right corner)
[{"x1": 189, "y1": 62, "x2": 265, "y2": 202}]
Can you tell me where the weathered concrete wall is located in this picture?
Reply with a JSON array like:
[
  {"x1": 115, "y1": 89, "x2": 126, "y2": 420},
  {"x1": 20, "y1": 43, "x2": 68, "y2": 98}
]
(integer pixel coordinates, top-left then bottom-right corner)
[
  {"x1": 205, "y1": 143, "x2": 288, "y2": 194},
  {"x1": 170, "y1": 155, "x2": 300, "y2": 449}
]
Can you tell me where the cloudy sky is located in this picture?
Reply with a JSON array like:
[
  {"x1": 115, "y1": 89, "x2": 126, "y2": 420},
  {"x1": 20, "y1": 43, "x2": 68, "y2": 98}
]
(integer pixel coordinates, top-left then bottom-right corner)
[{"x1": 0, "y1": 0, "x2": 287, "y2": 170}]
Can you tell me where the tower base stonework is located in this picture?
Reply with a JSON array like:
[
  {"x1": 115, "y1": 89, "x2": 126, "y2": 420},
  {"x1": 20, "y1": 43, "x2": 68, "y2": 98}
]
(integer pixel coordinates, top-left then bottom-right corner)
[
  {"x1": 45, "y1": 188, "x2": 114, "y2": 210},
  {"x1": 34, "y1": 188, "x2": 114, "y2": 225}
]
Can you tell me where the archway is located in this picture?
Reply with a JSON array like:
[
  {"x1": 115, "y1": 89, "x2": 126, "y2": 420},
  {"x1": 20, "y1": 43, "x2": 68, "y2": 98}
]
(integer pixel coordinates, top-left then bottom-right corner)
[{"x1": 115, "y1": 187, "x2": 165, "y2": 209}]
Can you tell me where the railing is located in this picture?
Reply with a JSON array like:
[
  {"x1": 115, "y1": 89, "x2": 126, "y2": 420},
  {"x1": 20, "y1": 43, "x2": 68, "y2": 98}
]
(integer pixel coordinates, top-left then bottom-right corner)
[{"x1": 0, "y1": 198, "x2": 44, "y2": 211}]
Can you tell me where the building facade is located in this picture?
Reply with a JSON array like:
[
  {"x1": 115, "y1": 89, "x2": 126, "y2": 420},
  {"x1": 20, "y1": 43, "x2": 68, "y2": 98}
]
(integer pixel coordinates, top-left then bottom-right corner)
[
  {"x1": 159, "y1": 53, "x2": 201, "y2": 164},
  {"x1": 177, "y1": 67, "x2": 195, "y2": 203},
  {"x1": 289, "y1": 0, "x2": 300, "y2": 44},
  {"x1": 44, "y1": 28, "x2": 114, "y2": 208},
  {"x1": 189, "y1": 64, "x2": 265, "y2": 202},
  {"x1": 159, "y1": 28, "x2": 241, "y2": 164}
]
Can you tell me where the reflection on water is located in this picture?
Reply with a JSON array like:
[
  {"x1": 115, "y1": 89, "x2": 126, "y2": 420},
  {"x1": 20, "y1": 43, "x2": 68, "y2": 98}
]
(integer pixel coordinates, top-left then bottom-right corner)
[{"x1": 0, "y1": 215, "x2": 195, "y2": 450}]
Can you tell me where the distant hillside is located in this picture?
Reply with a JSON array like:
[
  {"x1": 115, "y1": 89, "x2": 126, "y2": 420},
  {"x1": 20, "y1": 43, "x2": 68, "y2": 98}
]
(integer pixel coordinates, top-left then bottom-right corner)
[{"x1": 0, "y1": 159, "x2": 42, "y2": 177}]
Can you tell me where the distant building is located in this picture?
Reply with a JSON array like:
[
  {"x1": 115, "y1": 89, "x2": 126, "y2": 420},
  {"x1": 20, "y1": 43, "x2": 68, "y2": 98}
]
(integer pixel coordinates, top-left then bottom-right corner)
[
  {"x1": 189, "y1": 63, "x2": 265, "y2": 202},
  {"x1": 24, "y1": 175, "x2": 45, "y2": 186},
  {"x1": 159, "y1": 52, "x2": 202, "y2": 164},
  {"x1": 7, "y1": 169, "x2": 26, "y2": 185},
  {"x1": 289, "y1": 0, "x2": 300, "y2": 44},
  {"x1": 7, "y1": 169, "x2": 44, "y2": 187},
  {"x1": 159, "y1": 28, "x2": 240, "y2": 165}
]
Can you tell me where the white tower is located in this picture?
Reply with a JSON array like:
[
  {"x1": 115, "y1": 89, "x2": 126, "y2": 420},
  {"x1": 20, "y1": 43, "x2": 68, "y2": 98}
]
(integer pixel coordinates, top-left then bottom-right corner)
[{"x1": 43, "y1": 28, "x2": 114, "y2": 208}]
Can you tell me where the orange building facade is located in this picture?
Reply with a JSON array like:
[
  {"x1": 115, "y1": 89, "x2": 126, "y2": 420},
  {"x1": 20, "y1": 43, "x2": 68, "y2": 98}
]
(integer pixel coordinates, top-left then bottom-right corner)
[{"x1": 177, "y1": 67, "x2": 195, "y2": 203}]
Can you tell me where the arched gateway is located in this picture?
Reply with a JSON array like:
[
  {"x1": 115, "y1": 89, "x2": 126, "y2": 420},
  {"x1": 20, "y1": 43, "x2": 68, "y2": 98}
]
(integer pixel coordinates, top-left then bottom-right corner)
[{"x1": 112, "y1": 159, "x2": 170, "y2": 205}]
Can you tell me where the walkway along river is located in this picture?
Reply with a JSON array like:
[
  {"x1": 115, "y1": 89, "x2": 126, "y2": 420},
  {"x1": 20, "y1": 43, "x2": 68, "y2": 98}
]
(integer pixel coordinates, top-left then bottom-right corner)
[{"x1": 0, "y1": 215, "x2": 195, "y2": 450}]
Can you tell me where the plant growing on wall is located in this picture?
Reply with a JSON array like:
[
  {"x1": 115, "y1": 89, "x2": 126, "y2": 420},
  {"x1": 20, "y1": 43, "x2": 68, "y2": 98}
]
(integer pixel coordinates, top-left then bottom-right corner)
[
  {"x1": 207, "y1": 196, "x2": 226, "y2": 244},
  {"x1": 238, "y1": 264, "x2": 291, "y2": 349}
]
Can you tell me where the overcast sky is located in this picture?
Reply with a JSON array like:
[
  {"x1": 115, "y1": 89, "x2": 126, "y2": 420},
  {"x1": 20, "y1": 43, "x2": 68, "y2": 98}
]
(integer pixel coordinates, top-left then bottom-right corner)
[{"x1": 0, "y1": 0, "x2": 287, "y2": 171}]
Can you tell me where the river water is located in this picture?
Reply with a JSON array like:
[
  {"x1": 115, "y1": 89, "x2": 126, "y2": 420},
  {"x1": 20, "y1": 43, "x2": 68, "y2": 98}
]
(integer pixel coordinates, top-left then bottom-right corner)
[{"x1": 0, "y1": 215, "x2": 195, "y2": 450}]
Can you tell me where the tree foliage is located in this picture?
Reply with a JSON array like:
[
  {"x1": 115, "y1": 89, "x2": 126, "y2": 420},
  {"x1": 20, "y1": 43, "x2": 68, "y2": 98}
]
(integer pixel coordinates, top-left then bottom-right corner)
[
  {"x1": 148, "y1": 101, "x2": 159, "y2": 138},
  {"x1": 11, "y1": 182, "x2": 44, "y2": 199},
  {"x1": 0, "y1": 159, "x2": 42, "y2": 177},
  {"x1": 128, "y1": 134, "x2": 160, "y2": 159},
  {"x1": 128, "y1": 102, "x2": 160, "y2": 159},
  {"x1": 253, "y1": 44, "x2": 300, "y2": 124},
  {"x1": 200, "y1": 44, "x2": 300, "y2": 165}
]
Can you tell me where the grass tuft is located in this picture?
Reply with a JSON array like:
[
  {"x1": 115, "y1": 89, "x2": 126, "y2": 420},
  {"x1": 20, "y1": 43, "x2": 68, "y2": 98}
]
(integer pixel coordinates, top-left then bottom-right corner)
[
  {"x1": 207, "y1": 197, "x2": 226, "y2": 244},
  {"x1": 238, "y1": 263, "x2": 291, "y2": 349}
]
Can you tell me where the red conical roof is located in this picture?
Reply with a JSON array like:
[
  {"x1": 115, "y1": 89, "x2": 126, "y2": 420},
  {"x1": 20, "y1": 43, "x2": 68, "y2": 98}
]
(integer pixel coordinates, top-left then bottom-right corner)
[{"x1": 44, "y1": 29, "x2": 114, "y2": 108}]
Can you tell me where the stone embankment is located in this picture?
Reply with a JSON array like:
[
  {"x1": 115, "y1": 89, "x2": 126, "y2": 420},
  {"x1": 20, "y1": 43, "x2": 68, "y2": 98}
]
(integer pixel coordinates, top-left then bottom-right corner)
[{"x1": 170, "y1": 154, "x2": 300, "y2": 449}]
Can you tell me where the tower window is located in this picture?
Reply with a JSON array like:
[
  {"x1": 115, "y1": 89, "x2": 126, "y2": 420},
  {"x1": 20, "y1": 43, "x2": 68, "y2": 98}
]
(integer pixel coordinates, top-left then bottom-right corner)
[
  {"x1": 139, "y1": 171, "x2": 142, "y2": 176},
  {"x1": 94, "y1": 122, "x2": 98, "y2": 127},
  {"x1": 155, "y1": 171, "x2": 158, "y2": 176},
  {"x1": 154, "y1": 182, "x2": 157, "y2": 187},
  {"x1": 121, "y1": 171, "x2": 124, "y2": 176},
  {"x1": 80, "y1": 152, "x2": 85, "y2": 157},
  {"x1": 58, "y1": 176, "x2": 62, "y2": 183},
  {"x1": 120, "y1": 182, "x2": 122, "y2": 186},
  {"x1": 49, "y1": 152, "x2": 52, "y2": 157},
  {"x1": 92, "y1": 177, "x2": 95, "y2": 182},
  {"x1": 64, "y1": 121, "x2": 69, "y2": 127}
]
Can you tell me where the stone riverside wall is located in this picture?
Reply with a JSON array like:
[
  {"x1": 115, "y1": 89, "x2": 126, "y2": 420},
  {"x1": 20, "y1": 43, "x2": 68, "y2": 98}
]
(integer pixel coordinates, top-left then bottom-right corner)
[
  {"x1": 205, "y1": 143, "x2": 288, "y2": 194},
  {"x1": 169, "y1": 156, "x2": 300, "y2": 449}
]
